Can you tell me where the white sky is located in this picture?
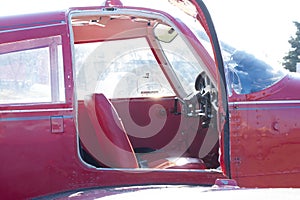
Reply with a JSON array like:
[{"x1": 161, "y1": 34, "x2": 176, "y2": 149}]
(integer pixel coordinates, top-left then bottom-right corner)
[
  {"x1": 203, "y1": 0, "x2": 300, "y2": 65},
  {"x1": 1, "y1": 0, "x2": 299, "y2": 65}
]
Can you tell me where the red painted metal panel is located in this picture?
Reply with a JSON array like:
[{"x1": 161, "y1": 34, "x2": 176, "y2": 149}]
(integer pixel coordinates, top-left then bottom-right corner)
[
  {"x1": 0, "y1": 11, "x2": 66, "y2": 31},
  {"x1": 228, "y1": 72, "x2": 300, "y2": 187},
  {"x1": 0, "y1": 109, "x2": 225, "y2": 198},
  {"x1": 229, "y1": 101, "x2": 300, "y2": 187}
]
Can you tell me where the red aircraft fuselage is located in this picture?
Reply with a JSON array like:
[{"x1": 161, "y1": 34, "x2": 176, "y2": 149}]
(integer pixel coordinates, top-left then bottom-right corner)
[{"x1": 0, "y1": 0, "x2": 299, "y2": 199}]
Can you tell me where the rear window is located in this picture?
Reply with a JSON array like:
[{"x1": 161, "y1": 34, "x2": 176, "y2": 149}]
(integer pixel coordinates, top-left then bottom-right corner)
[{"x1": 0, "y1": 36, "x2": 65, "y2": 104}]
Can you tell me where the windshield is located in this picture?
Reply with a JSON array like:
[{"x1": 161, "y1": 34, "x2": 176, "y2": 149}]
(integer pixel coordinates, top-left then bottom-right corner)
[
  {"x1": 193, "y1": 30, "x2": 287, "y2": 95},
  {"x1": 223, "y1": 48, "x2": 287, "y2": 95}
]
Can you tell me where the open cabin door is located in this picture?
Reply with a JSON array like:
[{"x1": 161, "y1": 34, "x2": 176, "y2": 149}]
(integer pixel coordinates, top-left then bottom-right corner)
[
  {"x1": 188, "y1": 0, "x2": 231, "y2": 176},
  {"x1": 71, "y1": 0, "x2": 229, "y2": 188},
  {"x1": 71, "y1": 0, "x2": 230, "y2": 174}
]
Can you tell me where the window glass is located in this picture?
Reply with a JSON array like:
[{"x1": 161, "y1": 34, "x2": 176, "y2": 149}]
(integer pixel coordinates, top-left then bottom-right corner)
[
  {"x1": 193, "y1": 28, "x2": 288, "y2": 95},
  {"x1": 0, "y1": 36, "x2": 65, "y2": 104},
  {"x1": 158, "y1": 33, "x2": 204, "y2": 95},
  {"x1": 224, "y1": 50, "x2": 287, "y2": 95},
  {"x1": 75, "y1": 38, "x2": 175, "y2": 99}
]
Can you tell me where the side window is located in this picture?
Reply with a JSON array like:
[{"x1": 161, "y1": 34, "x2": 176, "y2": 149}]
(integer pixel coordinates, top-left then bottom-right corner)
[
  {"x1": 0, "y1": 36, "x2": 65, "y2": 104},
  {"x1": 75, "y1": 38, "x2": 175, "y2": 99}
]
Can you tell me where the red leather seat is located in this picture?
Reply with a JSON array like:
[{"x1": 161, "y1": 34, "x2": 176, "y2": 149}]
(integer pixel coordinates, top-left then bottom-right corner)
[
  {"x1": 82, "y1": 94, "x2": 139, "y2": 168},
  {"x1": 81, "y1": 93, "x2": 206, "y2": 169}
]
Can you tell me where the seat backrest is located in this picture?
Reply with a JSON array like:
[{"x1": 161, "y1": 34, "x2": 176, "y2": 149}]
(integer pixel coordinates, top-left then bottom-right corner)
[{"x1": 82, "y1": 93, "x2": 139, "y2": 168}]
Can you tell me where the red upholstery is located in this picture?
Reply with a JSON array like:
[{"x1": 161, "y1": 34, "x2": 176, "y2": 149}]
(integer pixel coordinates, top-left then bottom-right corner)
[
  {"x1": 82, "y1": 93, "x2": 206, "y2": 169},
  {"x1": 138, "y1": 152, "x2": 206, "y2": 169},
  {"x1": 83, "y1": 94, "x2": 139, "y2": 168}
]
